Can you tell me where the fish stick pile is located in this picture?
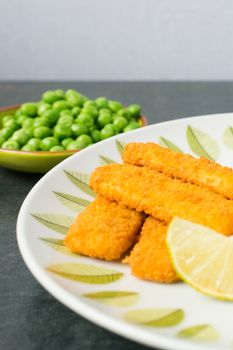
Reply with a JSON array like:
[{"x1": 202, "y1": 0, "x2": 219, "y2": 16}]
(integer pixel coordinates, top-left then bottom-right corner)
[{"x1": 64, "y1": 142, "x2": 233, "y2": 284}]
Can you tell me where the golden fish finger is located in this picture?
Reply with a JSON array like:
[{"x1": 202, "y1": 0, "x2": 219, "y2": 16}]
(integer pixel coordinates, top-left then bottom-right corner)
[
  {"x1": 90, "y1": 164, "x2": 233, "y2": 236},
  {"x1": 122, "y1": 142, "x2": 233, "y2": 199},
  {"x1": 64, "y1": 196, "x2": 145, "y2": 261},
  {"x1": 123, "y1": 217, "x2": 179, "y2": 283}
]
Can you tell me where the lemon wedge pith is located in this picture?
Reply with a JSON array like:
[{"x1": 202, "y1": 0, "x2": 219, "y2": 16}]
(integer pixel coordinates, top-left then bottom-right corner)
[{"x1": 167, "y1": 217, "x2": 233, "y2": 301}]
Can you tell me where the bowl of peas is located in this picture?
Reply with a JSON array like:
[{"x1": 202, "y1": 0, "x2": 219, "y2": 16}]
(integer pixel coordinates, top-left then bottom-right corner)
[{"x1": 0, "y1": 89, "x2": 147, "y2": 173}]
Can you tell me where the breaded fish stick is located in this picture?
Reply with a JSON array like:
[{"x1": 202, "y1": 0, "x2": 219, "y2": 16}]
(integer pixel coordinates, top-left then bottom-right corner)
[
  {"x1": 122, "y1": 142, "x2": 233, "y2": 199},
  {"x1": 123, "y1": 217, "x2": 179, "y2": 283},
  {"x1": 90, "y1": 164, "x2": 233, "y2": 235},
  {"x1": 64, "y1": 196, "x2": 145, "y2": 261}
]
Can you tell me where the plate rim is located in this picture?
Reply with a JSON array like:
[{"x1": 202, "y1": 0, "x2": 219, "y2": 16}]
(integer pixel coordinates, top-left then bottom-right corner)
[{"x1": 17, "y1": 112, "x2": 229, "y2": 350}]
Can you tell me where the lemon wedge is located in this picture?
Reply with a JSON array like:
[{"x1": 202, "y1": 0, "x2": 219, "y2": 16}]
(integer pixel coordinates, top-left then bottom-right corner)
[{"x1": 167, "y1": 217, "x2": 233, "y2": 301}]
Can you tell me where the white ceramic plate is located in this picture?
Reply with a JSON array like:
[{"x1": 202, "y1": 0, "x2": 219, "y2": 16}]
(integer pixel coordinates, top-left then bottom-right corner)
[{"x1": 17, "y1": 113, "x2": 233, "y2": 350}]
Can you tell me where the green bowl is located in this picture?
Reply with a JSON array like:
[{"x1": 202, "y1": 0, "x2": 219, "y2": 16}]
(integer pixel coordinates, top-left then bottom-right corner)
[{"x1": 0, "y1": 104, "x2": 148, "y2": 173}]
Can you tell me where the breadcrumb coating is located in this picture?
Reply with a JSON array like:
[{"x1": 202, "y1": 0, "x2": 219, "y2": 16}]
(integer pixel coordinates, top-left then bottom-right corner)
[
  {"x1": 64, "y1": 196, "x2": 145, "y2": 260},
  {"x1": 123, "y1": 142, "x2": 233, "y2": 199},
  {"x1": 123, "y1": 217, "x2": 179, "y2": 283},
  {"x1": 90, "y1": 164, "x2": 233, "y2": 235}
]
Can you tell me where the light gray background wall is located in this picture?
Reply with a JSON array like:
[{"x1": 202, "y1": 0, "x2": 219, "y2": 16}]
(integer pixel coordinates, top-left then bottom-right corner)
[{"x1": 1, "y1": 0, "x2": 233, "y2": 80}]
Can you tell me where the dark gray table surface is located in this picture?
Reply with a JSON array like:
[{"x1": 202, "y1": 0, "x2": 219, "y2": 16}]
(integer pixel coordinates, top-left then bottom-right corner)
[{"x1": 2, "y1": 82, "x2": 233, "y2": 350}]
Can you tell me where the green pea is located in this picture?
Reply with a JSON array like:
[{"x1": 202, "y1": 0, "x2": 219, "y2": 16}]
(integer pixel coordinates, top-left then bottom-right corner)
[
  {"x1": 2, "y1": 115, "x2": 15, "y2": 125},
  {"x1": 33, "y1": 117, "x2": 49, "y2": 128},
  {"x1": 65, "y1": 89, "x2": 78, "y2": 96},
  {"x1": 65, "y1": 90, "x2": 84, "y2": 107},
  {"x1": 117, "y1": 109, "x2": 130, "y2": 119},
  {"x1": 14, "y1": 109, "x2": 23, "y2": 118},
  {"x1": 43, "y1": 109, "x2": 59, "y2": 126},
  {"x1": 108, "y1": 100, "x2": 123, "y2": 112},
  {"x1": 127, "y1": 104, "x2": 141, "y2": 118},
  {"x1": 99, "y1": 108, "x2": 112, "y2": 115},
  {"x1": 2, "y1": 140, "x2": 20, "y2": 150},
  {"x1": 76, "y1": 134, "x2": 93, "y2": 147},
  {"x1": 123, "y1": 121, "x2": 140, "y2": 132},
  {"x1": 52, "y1": 100, "x2": 70, "y2": 112},
  {"x1": 75, "y1": 141, "x2": 86, "y2": 150},
  {"x1": 33, "y1": 126, "x2": 51, "y2": 139},
  {"x1": 113, "y1": 116, "x2": 128, "y2": 132},
  {"x1": 27, "y1": 138, "x2": 41, "y2": 150},
  {"x1": 91, "y1": 129, "x2": 101, "y2": 142},
  {"x1": 4, "y1": 119, "x2": 19, "y2": 131},
  {"x1": 0, "y1": 126, "x2": 16, "y2": 140},
  {"x1": 49, "y1": 145, "x2": 64, "y2": 152},
  {"x1": 128, "y1": 117, "x2": 139, "y2": 123},
  {"x1": 16, "y1": 114, "x2": 28, "y2": 126},
  {"x1": 100, "y1": 124, "x2": 115, "y2": 140},
  {"x1": 57, "y1": 115, "x2": 74, "y2": 127},
  {"x1": 37, "y1": 102, "x2": 50, "y2": 116},
  {"x1": 72, "y1": 137, "x2": 92, "y2": 150},
  {"x1": 11, "y1": 129, "x2": 29, "y2": 146},
  {"x1": 21, "y1": 144, "x2": 37, "y2": 152},
  {"x1": 66, "y1": 141, "x2": 80, "y2": 150},
  {"x1": 82, "y1": 105, "x2": 98, "y2": 118},
  {"x1": 70, "y1": 95, "x2": 86, "y2": 107},
  {"x1": 40, "y1": 137, "x2": 59, "y2": 151},
  {"x1": 42, "y1": 90, "x2": 61, "y2": 104},
  {"x1": 53, "y1": 124, "x2": 72, "y2": 140},
  {"x1": 81, "y1": 95, "x2": 88, "y2": 105},
  {"x1": 83, "y1": 100, "x2": 97, "y2": 109},
  {"x1": 67, "y1": 89, "x2": 85, "y2": 96},
  {"x1": 23, "y1": 126, "x2": 34, "y2": 138},
  {"x1": 71, "y1": 106, "x2": 81, "y2": 117},
  {"x1": 54, "y1": 89, "x2": 65, "y2": 99},
  {"x1": 88, "y1": 125, "x2": 96, "y2": 132},
  {"x1": 61, "y1": 137, "x2": 74, "y2": 148},
  {"x1": 60, "y1": 110, "x2": 73, "y2": 118},
  {"x1": 22, "y1": 118, "x2": 34, "y2": 129},
  {"x1": 24, "y1": 127, "x2": 34, "y2": 138},
  {"x1": 20, "y1": 103, "x2": 37, "y2": 117},
  {"x1": 71, "y1": 123, "x2": 89, "y2": 137},
  {"x1": 95, "y1": 97, "x2": 108, "y2": 109},
  {"x1": 76, "y1": 112, "x2": 95, "y2": 127},
  {"x1": 0, "y1": 135, "x2": 5, "y2": 146},
  {"x1": 98, "y1": 111, "x2": 112, "y2": 127}
]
